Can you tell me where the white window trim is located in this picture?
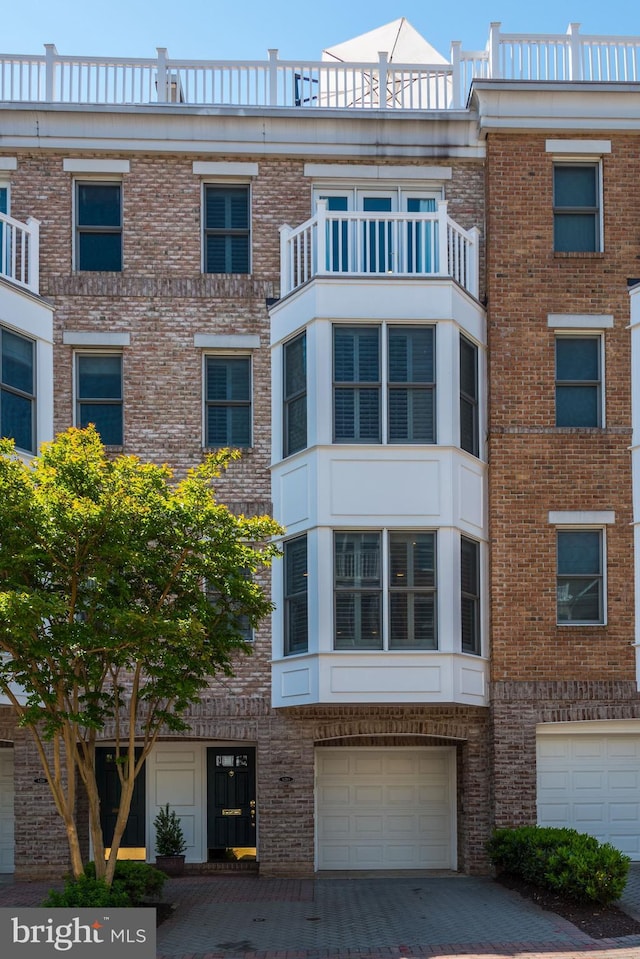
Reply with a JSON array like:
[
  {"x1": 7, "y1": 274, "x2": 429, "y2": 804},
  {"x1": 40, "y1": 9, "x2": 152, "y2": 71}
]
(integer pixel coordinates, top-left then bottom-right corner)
[
  {"x1": 553, "y1": 523, "x2": 608, "y2": 627},
  {"x1": 552, "y1": 157, "x2": 604, "y2": 253},
  {"x1": 72, "y1": 177, "x2": 123, "y2": 273},
  {"x1": 201, "y1": 181, "x2": 252, "y2": 276},
  {"x1": 313, "y1": 185, "x2": 443, "y2": 211},
  {"x1": 73, "y1": 350, "x2": 124, "y2": 444},
  {"x1": 554, "y1": 330, "x2": 606, "y2": 429},
  {"x1": 202, "y1": 351, "x2": 254, "y2": 450},
  {"x1": 0, "y1": 179, "x2": 10, "y2": 213}
]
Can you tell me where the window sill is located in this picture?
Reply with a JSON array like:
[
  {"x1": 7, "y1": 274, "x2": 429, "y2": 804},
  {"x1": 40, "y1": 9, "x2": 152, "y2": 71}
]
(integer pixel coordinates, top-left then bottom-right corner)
[
  {"x1": 556, "y1": 622, "x2": 606, "y2": 628},
  {"x1": 553, "y1": 251, "x2": 605, "y2": 259}
]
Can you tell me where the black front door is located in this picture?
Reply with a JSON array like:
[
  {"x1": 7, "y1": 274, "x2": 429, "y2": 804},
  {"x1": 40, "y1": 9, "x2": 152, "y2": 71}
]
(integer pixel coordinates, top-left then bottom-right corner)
[
  {"x1": 207, "y1": 747, "x2": 256, "y2": 852},
  {"x1": 95, "y1": 747, "x2": 146, "y2": 849}
]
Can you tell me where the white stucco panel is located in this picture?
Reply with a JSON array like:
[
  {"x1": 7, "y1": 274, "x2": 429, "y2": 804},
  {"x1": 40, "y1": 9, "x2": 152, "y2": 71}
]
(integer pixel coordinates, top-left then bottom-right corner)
[
  {"x1": 458, "y1": 463, "x2": 484, "y2": 530},
  {"x1": 330, "y1": 459, "x2": 440, "y2": 517},
  {"x1": 279, "y1": 463, "x2": 310, "y2": 527}
]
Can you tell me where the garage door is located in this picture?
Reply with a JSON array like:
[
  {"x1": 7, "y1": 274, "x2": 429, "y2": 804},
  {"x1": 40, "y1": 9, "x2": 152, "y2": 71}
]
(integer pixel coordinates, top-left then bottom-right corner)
[
  {"x1": 316, "y1": 747, "x2": 455, "y2": 870},
  {"x1": 0, "y1": 749, "x2": 14, "y2": 873},
  {"x1": 537, "y1": 733, "x2": 640, "y2": 860}
]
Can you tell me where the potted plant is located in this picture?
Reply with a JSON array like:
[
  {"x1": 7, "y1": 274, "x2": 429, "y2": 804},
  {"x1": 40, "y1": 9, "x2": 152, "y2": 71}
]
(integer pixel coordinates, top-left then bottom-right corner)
[{"x1": 153, "y1": 803, "x2": 187, "y2": 876}]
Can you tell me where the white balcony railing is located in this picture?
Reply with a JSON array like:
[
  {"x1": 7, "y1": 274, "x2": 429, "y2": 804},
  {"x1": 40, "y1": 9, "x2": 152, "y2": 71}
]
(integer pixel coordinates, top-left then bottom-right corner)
[
  {"x1": 280, "y1": 201, "x2": 480, "y2": 299},
  {"x1": 0, "y1": 213, "x2": 40, "y2": 295},
  {"x1": 0, "y1": 24, "x2": 639, "y2": 110}
]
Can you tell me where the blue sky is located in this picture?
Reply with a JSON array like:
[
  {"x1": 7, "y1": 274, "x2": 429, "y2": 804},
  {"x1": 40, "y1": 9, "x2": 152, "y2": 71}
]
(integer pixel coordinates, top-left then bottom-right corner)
[{"x1": 2, "y1": 0, "x2": 636, "y2": 60}]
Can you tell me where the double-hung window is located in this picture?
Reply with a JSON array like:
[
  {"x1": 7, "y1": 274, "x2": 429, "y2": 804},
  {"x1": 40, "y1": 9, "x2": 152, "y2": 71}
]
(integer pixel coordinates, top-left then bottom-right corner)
[
  {"x1": 204, "y1": 185, "x2": 250, "y2": 274},
  {"x1": 553, "y1": 163, "x2": 601, "y2": 253},
  {"x1": 461, "y1": 537, "x2": 481, "y2": 654},
  {"x1": 283, "y1": 332, "x2": 307, "y2": 457},
  {"x1": 205, "y1": 355, "x2": 252, "y2": 448},
  {"x1": 284, "y1": 535, "x2": 308, "y2": 655},
  {"x1": 334, "y1": 327, "x2": 380, "y2": 442},
  {"x1": 334, "y1": 530, "x2": 437, "y2": 650},
  {"x1": 555, "y1": 336, "x2": 602, "y2": 427},
  {"x1": 460, "y1": 335, "x2": 479, "y2": 456},
  {"x1": 333, "y1": 324, "x2": 435, "y2": 444},
  {"x1": 76, "y1": 353, "x2": 123, "y2": 445},
  {"x1": 75, "y1": 182, "x2": 122, "y2": 271},
  {"x1": 388, "y1": 327, "x2": 435, "y2": 443},
  {"x1": 1, "y1": 326, "x2": 35, "y2": 454},
  {"x1": 556, "y1": 528, "x2": 604, "y2": 625}
]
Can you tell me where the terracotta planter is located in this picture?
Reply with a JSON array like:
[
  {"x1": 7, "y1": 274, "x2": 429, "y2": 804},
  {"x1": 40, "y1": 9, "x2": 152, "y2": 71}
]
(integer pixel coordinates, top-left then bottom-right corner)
[{"x1": 155, "y1": 854, "x2": 185, "y2": 877}]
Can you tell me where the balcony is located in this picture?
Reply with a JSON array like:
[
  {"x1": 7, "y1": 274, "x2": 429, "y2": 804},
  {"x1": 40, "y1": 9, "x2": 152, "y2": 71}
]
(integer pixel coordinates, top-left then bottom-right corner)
[
  {"x1": 0, "y1": 24, "x2": 638, "y2": 111},
  {"x1": 0, "y1": 213, "x2": 40, "y2": 295},
  {"x1": 279, "y1": 201, "x2": 480, "y2": 300}
]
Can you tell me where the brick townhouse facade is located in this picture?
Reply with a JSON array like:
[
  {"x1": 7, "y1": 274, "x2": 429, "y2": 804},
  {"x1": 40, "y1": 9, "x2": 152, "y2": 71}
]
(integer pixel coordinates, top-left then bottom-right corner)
[{"x1": 0, "y1": 20, "x2": 639, "y2": 879}]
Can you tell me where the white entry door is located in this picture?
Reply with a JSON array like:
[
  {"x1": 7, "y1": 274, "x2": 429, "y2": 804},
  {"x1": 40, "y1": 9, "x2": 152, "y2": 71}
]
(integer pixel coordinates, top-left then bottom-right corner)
[
  {"x1": 537, "y1": 732, "x2": 640, "y2": 860},
  {"x1": 0, "y1": 749, "x2": 14, "y2": 873},
  {"x1": 316, "y1": 747, "x2": 456, "y2": 870}
]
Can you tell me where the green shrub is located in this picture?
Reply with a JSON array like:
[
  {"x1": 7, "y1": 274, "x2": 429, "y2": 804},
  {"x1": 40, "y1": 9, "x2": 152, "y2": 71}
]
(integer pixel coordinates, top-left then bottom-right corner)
[
  {"x1": 43, "y1": 875, "x2": 131, "y2": 908},
  {"x1": 84, "y1": 860, "x2": 167, "y2": 904},
  {"x1": 487, "y1": 826, "x2": 629, "y2": 905}
]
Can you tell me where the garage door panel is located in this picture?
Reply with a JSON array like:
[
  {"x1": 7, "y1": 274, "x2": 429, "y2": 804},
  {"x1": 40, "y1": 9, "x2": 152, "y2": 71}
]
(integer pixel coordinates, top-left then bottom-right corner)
[
  {"x1": 317, "y1": 747, "x2": 455, "y2": 870},
  {"x1": 608, "y1": 770, "x2": 638, "y2": 789},
  {"x1": 537, "y1": 732, "x2": 640, "y2": 861}
]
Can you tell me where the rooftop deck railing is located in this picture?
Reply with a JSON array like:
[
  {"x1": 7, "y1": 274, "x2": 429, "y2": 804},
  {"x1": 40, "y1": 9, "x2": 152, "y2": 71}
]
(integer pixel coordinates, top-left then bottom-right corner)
[
  {"x1": 0, "y1": 23, "x2": 639, "y2": 111},
  {"x1": 0, "y1": 213, "x2": 39, "y2": 295},
  {"x1": 280, "y1": 201, "x2": 480, "y2": 299}
]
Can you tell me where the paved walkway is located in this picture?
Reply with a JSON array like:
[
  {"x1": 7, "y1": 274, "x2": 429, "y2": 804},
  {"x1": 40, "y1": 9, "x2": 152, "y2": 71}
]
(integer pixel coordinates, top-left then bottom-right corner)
[{"x1": 1, "y1": 866, "x2": 640, "y2": 959}]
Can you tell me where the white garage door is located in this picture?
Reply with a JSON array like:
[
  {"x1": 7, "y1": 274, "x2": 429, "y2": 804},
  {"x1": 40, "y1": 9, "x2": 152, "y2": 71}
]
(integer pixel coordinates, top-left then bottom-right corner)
[
  {"x1": 316, "y1": 747, "x2": 455, "y2": 870},
  {"x1": 537, "y1": 733, "x2": 640, "y2": 860},
  {"x1": 0, "y1": 749, "x2": 14, "y2": 873}
]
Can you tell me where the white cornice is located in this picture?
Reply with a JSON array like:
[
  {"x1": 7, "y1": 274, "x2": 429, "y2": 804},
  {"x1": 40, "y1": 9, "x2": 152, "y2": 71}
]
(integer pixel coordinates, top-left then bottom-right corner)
[
  {"x1": 0, "y1": 103, "x2": 484, "y2": 159},
  {"x1": 471, "y1": 81, "x2": 640, "y2": 134}
]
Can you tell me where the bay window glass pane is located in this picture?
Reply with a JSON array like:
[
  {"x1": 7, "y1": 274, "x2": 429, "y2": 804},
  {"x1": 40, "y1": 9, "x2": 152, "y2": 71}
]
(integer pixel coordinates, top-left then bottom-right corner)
[
  {"x1": 284, "y1": 333, "x2": 306, "y2": 456},
  {"x1": 389, "y1": 532, "x2": 436, "y2": 649},
  {"x1": 1, "y1": 389, "x2": 33, "y2": 453},
  {"x1": 334, "y1": 327, "x2": 380, "y2": 442},
  {"x1": 334, "y1": 532, "x2": 381, "y2": 649},
  {"x1": 2, "y1": 330, "x2": 33, "y2": 393},
  {"x1": 461, "y1": 537, "x2": 480, "y2": 654},
  {"x1": 285, "y1": 535, "x2": 308, "y2": 655}
]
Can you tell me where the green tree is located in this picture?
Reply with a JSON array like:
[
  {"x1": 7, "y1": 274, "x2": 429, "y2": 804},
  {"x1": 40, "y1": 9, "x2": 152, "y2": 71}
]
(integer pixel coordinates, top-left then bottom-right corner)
[{"x1": 0, "y1": 426, "x2": 282, "y2": 886}]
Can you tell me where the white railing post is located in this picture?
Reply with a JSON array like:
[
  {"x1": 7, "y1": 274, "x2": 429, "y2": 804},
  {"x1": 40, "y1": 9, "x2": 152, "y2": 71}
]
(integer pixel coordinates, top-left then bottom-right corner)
[
  {"x1": 567, "y1": 23, "x2": 582, "y2": 81},
  {"x1": 316, "y1": 200, "x2": 327, "y2": 275},
  {"x1": 279, "y1": 223, "x2": 292, "y2": 295},
  {"x1": 450, "y1": 41, "x2": 462, "y2": 108},
  {"x1": 488, "y1": 23, "x2": 502, "y2": 79},
  {"x1": 437, "y1": 200, "x2": 449, "y2": 277},
  {"x1": 44, "y1": 44, "x2": 58, "y2": 101},
  {"x1": 268, "y1": 49, "x2": 279, "y2": 106},
  {"x1": 26, "y1": 216, "x2": 40, "y2": 294},
  {"x1": 468, "y1": 226, "x2": 480, "y2": 300},
  {"x1": 156, "y1": 47, "x2": 168, "y2": 102},
  {"x1": 378, "y1": 52, "x2": 389, "y2": 108}
]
